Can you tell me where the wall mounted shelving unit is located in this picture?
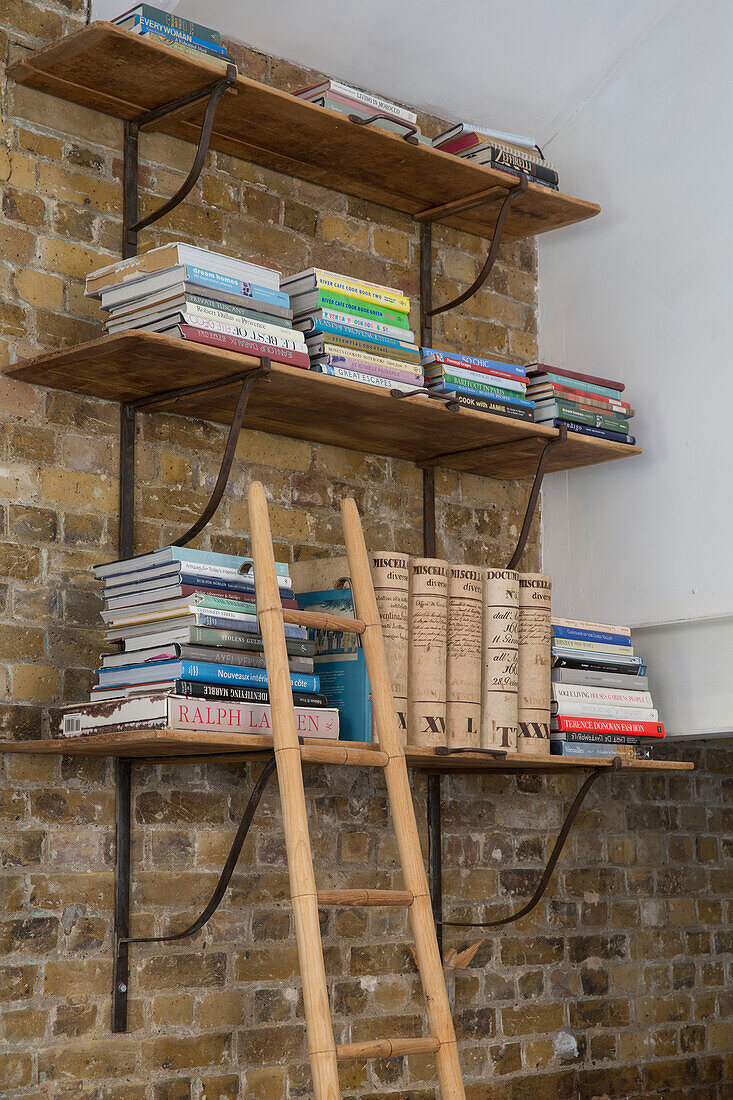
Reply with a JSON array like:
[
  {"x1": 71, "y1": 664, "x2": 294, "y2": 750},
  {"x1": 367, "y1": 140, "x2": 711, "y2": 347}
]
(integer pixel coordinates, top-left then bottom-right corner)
[{"x1": 1, "y1": 22, "x2": 688, "y2": 1051}]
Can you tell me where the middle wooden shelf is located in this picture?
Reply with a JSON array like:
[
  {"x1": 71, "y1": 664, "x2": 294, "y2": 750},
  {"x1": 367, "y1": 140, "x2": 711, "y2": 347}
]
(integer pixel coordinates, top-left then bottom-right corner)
[{"x1": 9, "y1": 331, "x2": 641, "y2": 480}]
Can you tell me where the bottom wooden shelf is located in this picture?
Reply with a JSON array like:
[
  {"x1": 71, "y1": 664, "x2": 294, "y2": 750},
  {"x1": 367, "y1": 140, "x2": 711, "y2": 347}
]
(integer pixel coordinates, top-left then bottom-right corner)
[{"x1": 0, "y1": 731, "x2": 693, "y2": 774}]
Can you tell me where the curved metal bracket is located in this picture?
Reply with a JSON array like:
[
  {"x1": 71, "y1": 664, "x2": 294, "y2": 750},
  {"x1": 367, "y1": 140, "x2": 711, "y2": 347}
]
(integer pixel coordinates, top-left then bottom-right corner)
[
  {"x1": 348, "y1": 112, "x2": 420, "y2": 145},
  {"x1": 506, "y1": 423, "x2": 568, "y2": 569},
  {"x1": 427, "y1": 173, "x2": 529, "y2": 317},
  {"x1": 172, "y1": 359, "x2": 271, "y2": 547},
  {"x1": 123, "y1": 64, "x2": 237, "y2": 257},
  {"x1": 390, "y1": 386, "x2": 461, "y2": 410},
  {"x1": 440, "y1": 759, "x2": 619, "y2": 930}
]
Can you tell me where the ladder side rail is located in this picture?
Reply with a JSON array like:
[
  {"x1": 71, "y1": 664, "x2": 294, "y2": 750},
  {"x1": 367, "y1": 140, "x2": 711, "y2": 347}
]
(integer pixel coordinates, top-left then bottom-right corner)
[
  {"x1": 341, "y1": 497, "x2": 467, "y2": 1100},
  {"x1": 248, "y1": 481, "x2": 340, "y2": 1100}
]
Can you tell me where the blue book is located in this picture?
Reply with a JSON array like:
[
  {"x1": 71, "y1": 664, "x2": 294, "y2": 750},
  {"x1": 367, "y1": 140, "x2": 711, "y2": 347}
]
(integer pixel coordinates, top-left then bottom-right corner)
[
  {"x1": 305, "y1": 320, "x2": 417, "y2": 355},
  {"x1": 196, "y1": 612, "x2": 306, "y2": 639},
  {"x1": 296, "y1": 589, "x2": 372, "y2": 742},
  {"x1": 115, "y1": 6, "x2": 221, "y2": 45},
  {"x1": 97, "y1": 659, "x2": 319, "y2": 693},
  {"x1": 421, "y1": 348, "x2": 527, "y2": 379},
  {"x1": 552, "y1": 625, "x2": 631, "y2": 647},
  {"x1": 95, "y1": 545, "x2": 290, "y2": 580},
  {"x1": 130, "y1": 16, "x2": 228, "y2": 55},
  {"x1": 548, "y1": 420, "x2": 636, "y2": 446},
  {"x1": 428, "y1": 382, "x2": 534, "y2": 410},
  {"x1": 184, "y1": 266, "x2": 289, "y2": 308}
]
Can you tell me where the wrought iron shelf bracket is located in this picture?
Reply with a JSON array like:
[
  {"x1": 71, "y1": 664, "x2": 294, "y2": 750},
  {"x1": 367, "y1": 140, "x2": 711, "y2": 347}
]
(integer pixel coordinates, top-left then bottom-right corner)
[
  {"x1": 123, "y1": 63, "x2": 237, "y2": 258},
  {"x1": 427, "y1": 759, "x2": 621, "y2": 952},
  {"x1": 112, "y1": 755, "x2": 276, "y2": 1032},
  {"x1": 506, "y1": 423, "x2": 568, "y2": 569},
  {"x1": 349, "y1": 112, "x2": 420, "y2": 145}
]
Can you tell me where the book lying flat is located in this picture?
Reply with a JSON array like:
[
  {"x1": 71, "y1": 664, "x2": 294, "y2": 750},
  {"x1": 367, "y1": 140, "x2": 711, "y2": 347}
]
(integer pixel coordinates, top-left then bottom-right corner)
[
  {"x1": 526, "y1": 365, "x2": 625, "y2": 393},
  {"x1": 87, "y1": 244, "x2": 279, "y2": 297},
  {"x1": 281, "y1": 269, "x2": 409, "y2": 313},
  {"x1": 312, "y1": 364, "x2": 419, "y2": 394},
  {"x1": 551, "y1": 668, "x2": 648, "y2": 691},
  {"x1": 101, "y1": 643, "x2": 313, "y2": 674},
  {"x1": 121, "y1": 625, "x2": 315, "y2": 658},
  {"x1": 114, "y1": 5, "x2": 221, "y2": 46},
  {"x1": 296, "y1": 79, "x2": 417, "y2": 125},
  {"x1": 61, "y1": 694, "x2": 339, "y2": 739},
  {"x1": 164, "y1": 325, "x2": 311, "y2": 368},
  {"x1": 96, "y1": 546, "x2": 290, "y2": 582},
  {"x1": 99, "y1": 266, "x2": 289, "y2": 312},
  {"x1": 296, "y1": 308, "x2": 413, "y2": 342},
  {"x1": 96, "y1": 659, "x2": 319, "y2": 693}
]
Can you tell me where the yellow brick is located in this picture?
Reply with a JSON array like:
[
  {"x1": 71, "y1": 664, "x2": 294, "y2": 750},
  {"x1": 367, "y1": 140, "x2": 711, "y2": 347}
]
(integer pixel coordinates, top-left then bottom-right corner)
[
  {"x1": 38, "y1": 236, "x2": 113, "y2": 280},
  {"x1": 10, "y1": 664, "x2": 60, "y2": 702},
  {"x1": 319, "y1": 213, "x2": 370, "y2": 251},
  {"x1": 371, "y1": 225, "x2": 410, "y2": 265},
  {"x1": 13, "y1": 267, "x2": 64, "y2": 310},
  {"x1": 235, "y1": 429, "x2": 311, "y2": 472},
  {"x1": 9, "y1": 151, "x2": 37, "y2": 191},
  {"x1": 39, "y1": 468, "x2": 118, "y2": 511},
  {"x1": 39, "y1": 162, "x2": 122, "y2": 215},
  {"x1": 0, "y1": 147, "x2": 10, "y2": 181},
  {"x1": 11, "y1": 84, "x2": 122, "y2": 149},
  {"x1": 244, "y1": 1067, "x2": 286, "y2": 1100}
]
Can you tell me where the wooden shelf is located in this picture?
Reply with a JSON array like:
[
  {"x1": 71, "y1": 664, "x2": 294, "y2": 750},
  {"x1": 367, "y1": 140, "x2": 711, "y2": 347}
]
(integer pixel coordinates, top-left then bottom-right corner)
[
  {"x1": 8, "y1": 333, "x2": 641, "y2": 480},
  {"x1": 8, "y1": 23, "x2": 600, "y2": 242},
  {"x1": 0, "y1": 730, "x2": 692, "y2": 773}
]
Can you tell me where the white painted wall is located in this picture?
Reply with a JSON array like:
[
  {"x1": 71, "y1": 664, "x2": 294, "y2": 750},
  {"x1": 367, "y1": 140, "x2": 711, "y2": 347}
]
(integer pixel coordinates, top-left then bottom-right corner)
[{"x1": 539, "y1": 0, "x2": 733, "y2": 734}]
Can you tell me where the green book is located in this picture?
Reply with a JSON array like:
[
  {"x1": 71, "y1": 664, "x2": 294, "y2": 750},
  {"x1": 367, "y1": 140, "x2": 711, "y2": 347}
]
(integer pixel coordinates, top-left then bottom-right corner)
[
  {"x1": 540, "y1": 373, "x2": 624, "y2": 401},
  {"x1": 188, "y1": 626, "x2": 315, "y2": 658},
  {"x1": 194, "y1": 595, "x2": 257, "y2": 614},
  {"x1": 294, "y1": 290, "x2": 410, "y2": 329},
  {"x1": 435, "y1": 372, "x2": 524, "y2": 401},
  {"x1": 554, "y1": 400, "x2": 629, "y2": 433}
]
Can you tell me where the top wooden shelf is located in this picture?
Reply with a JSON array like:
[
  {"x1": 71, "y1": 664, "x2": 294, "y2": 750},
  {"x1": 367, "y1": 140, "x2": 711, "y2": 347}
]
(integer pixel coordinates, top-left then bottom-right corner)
[
  {"x1": 0, "y1": 729, "x2": 693, "y2": 775},
  {"x1": 8, "y1": 23, "x2": 600, "y2": 241}
]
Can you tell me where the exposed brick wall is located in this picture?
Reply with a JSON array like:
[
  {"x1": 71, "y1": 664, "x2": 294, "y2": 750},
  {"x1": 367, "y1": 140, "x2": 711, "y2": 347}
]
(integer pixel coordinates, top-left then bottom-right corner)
[{"x1": 0, "y1": 4, "x2": 730, "y2": 1099}]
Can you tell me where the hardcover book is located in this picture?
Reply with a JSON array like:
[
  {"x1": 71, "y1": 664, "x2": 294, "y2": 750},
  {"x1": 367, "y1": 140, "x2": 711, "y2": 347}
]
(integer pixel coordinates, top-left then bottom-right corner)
[
  {"x1": 86, "y1": 244, "x2": 279, "y2": 297},
  {"x1": 517, "y1": 573, "x2": 552, "y2": 754},
  {"x1": 407, "y1": 559, "x2": 448, "y2": 747},
  {"x1": 481, "y1": 568, "x2": 519, "y2": 751},
  {"x1": 282, "y1": 269, "x2": 410, "y2": 313},
  {"x1": 446, "y1": 566, "x2": 483, "y2": 748}
]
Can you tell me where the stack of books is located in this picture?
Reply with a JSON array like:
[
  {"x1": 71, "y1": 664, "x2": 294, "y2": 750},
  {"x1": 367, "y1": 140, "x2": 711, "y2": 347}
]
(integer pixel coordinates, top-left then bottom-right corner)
[
  {"x1": 113, "y1": 4, "x2": 234, "y2": 71},
  {"x1": 295, "y1": 79, "x2": 428, "y2": 143},
  {"x1": 528, "y1": 365, "x2": 636, "y2": 445},
  {"x1": 422, "y1": 349, "x2": 533, "y2": 422},
  {"x1": 85, "y1": 242, "x2": 310, "y2": 370},
  {"x1": 283, "y1": 269, "x2": 422, "y2": 394},
  {"x1": 432, "y1": 123, "x2": 559, "y2": 190},
  {"x1": 59, "y1": 546, "x2": 339, "y2": 740},
  {"x1": 550, "y1": 618, "x2": 663, "y2": 760}
]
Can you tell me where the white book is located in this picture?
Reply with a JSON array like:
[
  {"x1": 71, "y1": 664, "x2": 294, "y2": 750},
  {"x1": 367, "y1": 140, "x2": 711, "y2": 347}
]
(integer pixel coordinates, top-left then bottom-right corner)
[
  {"x1": 86, "y1": 242, "x2": 281, "y2": 296},
  {"x1": 297, "y1": 79, "x2": 417, "y2": 124},
  {"x1": 281, "y1": 267, "x2": 403, "y2": 297},
  {"x1": 433, "y1": 122, "x2": 539, "y2": 153},
  {"x1": 551, "y1": 683, "x2": 653, "y2": 708},
  {"x1": 314, "y1": 343, "x2": 422, "y2": 375},
  {"x1": 179, "y1": 313, "x2": 306, "y2": 351},
  {"x1": 551, "y1": 617, "x2": 632, "y2": 637},
  {"x1": 424, "y1": 363, "x2": 527, "y2": 394},
  {"x1": 99, "y1": 559, "x2": 291, "y2": 588},
  {"x1": 61, "y1": 694, "x2": 339, "y2": 740},
  {"x1": 552, "y1": 701, "x2": 659, "y2": 722}
]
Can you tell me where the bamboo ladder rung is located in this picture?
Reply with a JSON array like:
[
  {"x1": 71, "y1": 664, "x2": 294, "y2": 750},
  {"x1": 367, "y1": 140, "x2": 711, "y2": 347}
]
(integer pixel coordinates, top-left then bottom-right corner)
[
  {"x1": 283, "y1": 609, "x2": 366, "y2": 634},
  {"x1": 336, "y1": 1037, "x2": 441, "y2": 1060},
  {"x1": 317, "y1": 888, "x2": 414, "y2": 907}
]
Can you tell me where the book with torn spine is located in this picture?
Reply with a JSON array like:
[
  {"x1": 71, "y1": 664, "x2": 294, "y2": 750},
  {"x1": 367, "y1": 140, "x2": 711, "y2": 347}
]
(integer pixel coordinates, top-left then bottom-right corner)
[
  {"x1": 446, "y1": 566, "x2": 483, "y2": 748},
  {"x1": 517, "y1": 573, "x2": 552, "y2": 754},
  {"x1": 480, "y1": 568, "x2": 519, "y2": 751},
  {"x1": 407, "y1": 559, "x2": 448, "y2": 747}
]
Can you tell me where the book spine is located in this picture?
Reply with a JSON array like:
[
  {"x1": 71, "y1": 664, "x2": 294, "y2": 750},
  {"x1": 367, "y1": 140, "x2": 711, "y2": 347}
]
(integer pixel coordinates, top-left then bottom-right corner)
[
  {"x1": 552, "y1": 655, "x2": 647, "y2": 676},
  {"x1": 177, "y1": 326, "x2": 311, "y2": 368},
  {"x1": 424, "y1": 365, "x2": 527, "y2": 394},
  {"x1": 138, "y1": 33, "x2": 231, "y2": 69},
  {"x1": 550, "y1": 742, "x2": 651, "y2": 760},
  {"x1": 430, "y1": 380, "x2": 534, "y2": 409},
  {"x1": 168, "y1": 697, "x2": 339, "y2": 738},
  {"x1": 184, "y1": 267, "x2": 287, "y2": 306},
  {"x1": 548, "y1": 385, "x2": 632, "y2": 415},
  {"x1": 552, "y1": 684, "x2": 652, "y2": 707},
  {"x1": 307, "y1": 320, "x2": 417, "y2": 356},
  {"x1": 553, "y1": 702, "x2": 658, "y2": 721},
  {"x1": 370, "y1": 552, "x2": 410, "y2": 746},
  {"x1": 188, "y1": 626, "x2": 314, "y2": 656},
  {"x1": 551, "y1": 669, "x2": 648, "y2": 690},
  {"x1": 554, "y1": 400, "x2": 629, "y2": 432},
  {"x1": 326, "y1": 79, "x2": 417, "y2": 124},
  {"x1": 551, "y1": 646, "x2": 643, "y2": 666},
  {"x1": 318, "y1": 345, "x2": 421, "y2": 374},
  {"x1": 453, "y1": 393, "x2": 535, "y2": 423},
  {"x1": 554, "y1": 715, "x2": 665, "y2": 737},
  {"x1": 186, "y1": 296, "x2": 290, "y2": 329},
  {"x1": 316, "y1": 309, "x2": 413, "y2": 341},
  {"x1": 407, "y1": 558, "x2": 448, "y2": 747},
  {"x1": 177, "y1": 646, "x2": 311, "y2": 673},
  {"x1": 322, "y1": 354, "x2": 420, "y2": 386},
  {"x1": 179, "y1": 660, "x2": 319, "y2": 693},
  {"x1": 551, "y1": 624, "x2": 631, "y2": 646},
  {"x1": 312, "y1": 333, "x2": 420, "y2": 366},
  {"x1": 549, "y1": 420, "x2": 636, "y2": 446},
  {"x1": 466, "y1": 146, "x2": 559, "y2": 185},
  {"x1": 517, "y1": 573, "x2": 552, "y2": 755},
  {"x1": 168, "y1": 547, "x2": 289, "y2": 578},
  {"x1": 551, "y1": 638, "x2": 633, "y2": 656},
  {"x1": 174, "y1": 680, "x2": 324, "y2": 707},
  {"x1": 552, "y1": 730, "x2": 642, "y2": 745},
  {"x1": 551, "y1": 617, "x2": 631, "y2": 637},
  {"x1": 538, "y1": 372, "x2": 625, "y2": 397},
  {"x1": 446, "y1": 566, "x2": 483, "y2": 748},
  {"x1": 314, "y1": 364, "x2": 415, "y2": 393},
  {"x1": 423, "y1": 359, "x2": 527, "y2": 385},
  {"x1": 132, "y1": 15, "x2": 226, "y2": 52},
  {"x1": 304, "y1": 292, "x2": 410, "y2": 328},
  {"x1": 305, "y1": 273, "x2": 409, "y2": 312},
  {"x1": 133, "y1": 6, "x2": 221, "y2": 45},
  {"x1": 421, "y1": 348, "x2": 526, "y2": 378},
  {"x1": 481, "y1": 569, "x2": 519, "y2": 751},
  {"x1": 181, "y1": 313, "x2": 303, "y2": 350},
  {"x1": 195, "y1": 612, "x2": 306, "y2": 639}
]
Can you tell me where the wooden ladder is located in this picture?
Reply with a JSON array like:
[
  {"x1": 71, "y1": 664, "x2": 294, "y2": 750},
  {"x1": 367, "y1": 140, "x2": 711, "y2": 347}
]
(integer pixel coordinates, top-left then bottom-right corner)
[{"x1": 249, "y1": 480, "x2": 466, "y2": 1100}]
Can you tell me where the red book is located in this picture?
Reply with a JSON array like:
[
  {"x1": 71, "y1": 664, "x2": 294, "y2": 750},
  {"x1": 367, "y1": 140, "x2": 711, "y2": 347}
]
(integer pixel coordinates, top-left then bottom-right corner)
[
  {"x1": 547, "y1": 383, "x2": 630, "y2": 412},
  {"x1": 554, "y1": 715, "x2": 665, "y2": 738},
  {"x1": 527, "y1": 363, "x2": 625, "y2": 393},
  {"x1": 177, "y1": 325, "x2": 311, "y2": 369}
]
